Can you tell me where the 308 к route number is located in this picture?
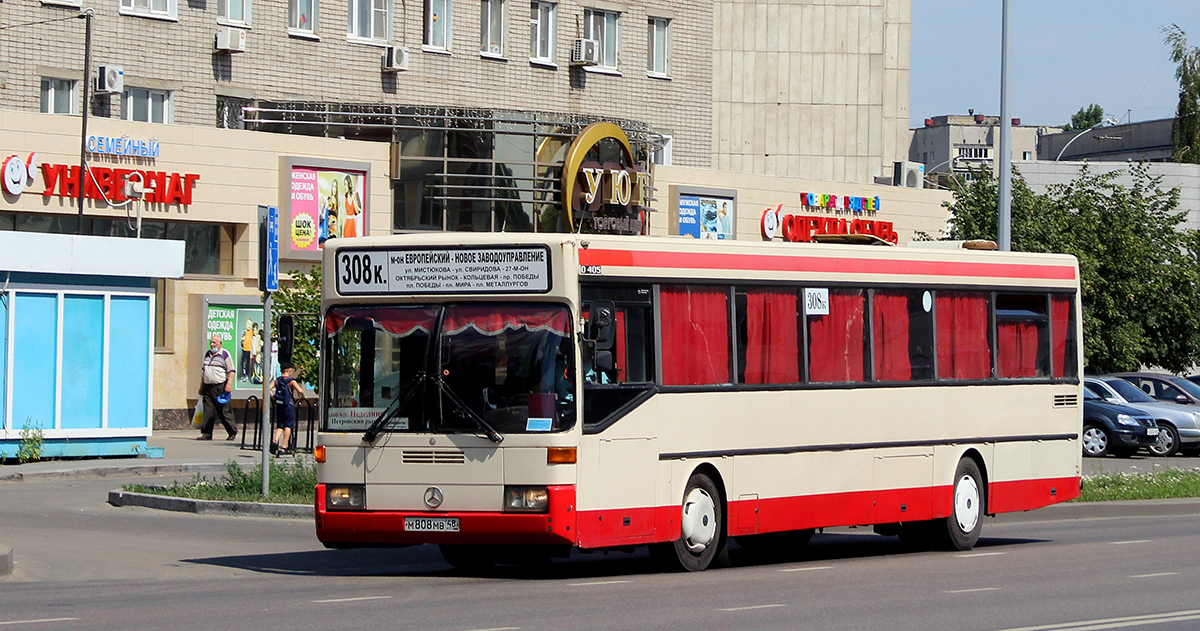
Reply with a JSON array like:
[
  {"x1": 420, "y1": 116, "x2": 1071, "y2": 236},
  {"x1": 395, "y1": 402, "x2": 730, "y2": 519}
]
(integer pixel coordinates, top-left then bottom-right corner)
[{"x1": 339, "y1": 252, "x2": 386, "y2": 292}]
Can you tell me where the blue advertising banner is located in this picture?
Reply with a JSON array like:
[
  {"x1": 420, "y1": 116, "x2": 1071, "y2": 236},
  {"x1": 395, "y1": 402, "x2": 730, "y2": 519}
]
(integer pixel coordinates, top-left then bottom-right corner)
[{"x1": 678, "y1": 194, "x2": 734, "y2": 239}]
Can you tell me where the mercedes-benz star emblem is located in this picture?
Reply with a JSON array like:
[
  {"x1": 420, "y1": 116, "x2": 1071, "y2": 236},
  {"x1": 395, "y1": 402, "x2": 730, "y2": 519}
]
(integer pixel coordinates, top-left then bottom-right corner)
[{"x1": 424, "y1": 487, "x2": 444, "y2": 509}]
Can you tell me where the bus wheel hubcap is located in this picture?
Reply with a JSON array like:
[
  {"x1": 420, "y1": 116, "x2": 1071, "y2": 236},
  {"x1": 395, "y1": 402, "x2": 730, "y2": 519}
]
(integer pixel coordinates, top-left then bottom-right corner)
[
  {"x1": 954, "y1": 474, "x2": 980, "y2": 533},
  {"x1": 681, "y1": 487, "x2": 717, "y2": 552}
]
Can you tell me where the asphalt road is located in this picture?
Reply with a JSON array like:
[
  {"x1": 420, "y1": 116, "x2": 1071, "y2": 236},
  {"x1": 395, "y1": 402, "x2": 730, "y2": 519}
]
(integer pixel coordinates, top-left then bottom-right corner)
[{"x1": 4, "y1": 475, "x2": 1200, "y2": 631}]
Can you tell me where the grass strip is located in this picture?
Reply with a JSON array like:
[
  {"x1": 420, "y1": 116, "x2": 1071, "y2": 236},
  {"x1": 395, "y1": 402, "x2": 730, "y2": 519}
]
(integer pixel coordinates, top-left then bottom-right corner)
[
  {"x1": 123, "y1": 458, "x2": 316, "y2": 505},
  {"x1": 1078, "y1": 468, "x2": 1200, "y2": 502}
]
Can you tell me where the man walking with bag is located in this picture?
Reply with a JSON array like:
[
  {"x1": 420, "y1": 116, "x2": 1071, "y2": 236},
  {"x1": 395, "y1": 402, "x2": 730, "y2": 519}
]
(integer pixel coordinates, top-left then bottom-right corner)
[{"x1": 199, "y1": 333, "x2": 238, "y2": 441}]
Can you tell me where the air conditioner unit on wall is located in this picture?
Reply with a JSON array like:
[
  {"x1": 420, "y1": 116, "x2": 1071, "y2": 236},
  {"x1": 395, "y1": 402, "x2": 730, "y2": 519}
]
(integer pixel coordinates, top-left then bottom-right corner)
[
  {"x1": 571, "y1": 38, "x2": 600, "y2": 66},
  {"x1": 95, "y1": 66, "x2": 123, "y2": 93},
  {"x1": 215, "y1": 27, "x2": 247, "y2": 53},
  {"x1": 893, "y1": 161, "x2": 925, "y2": 189},
  {"x1": 382, "y1": 46, "x2": 409, "y2": 72}
]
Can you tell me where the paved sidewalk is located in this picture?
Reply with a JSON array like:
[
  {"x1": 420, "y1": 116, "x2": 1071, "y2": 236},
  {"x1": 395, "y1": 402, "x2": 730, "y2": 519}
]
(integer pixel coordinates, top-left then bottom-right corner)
[{"x1": 0, "y1": 430, "x2": 270, "y2": 482}]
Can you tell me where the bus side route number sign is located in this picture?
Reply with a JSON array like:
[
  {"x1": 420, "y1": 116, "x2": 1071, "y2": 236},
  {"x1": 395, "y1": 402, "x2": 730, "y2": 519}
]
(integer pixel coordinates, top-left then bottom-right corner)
[{"x1": 337, "y1": 247, "x2": 551, "y2": 295}]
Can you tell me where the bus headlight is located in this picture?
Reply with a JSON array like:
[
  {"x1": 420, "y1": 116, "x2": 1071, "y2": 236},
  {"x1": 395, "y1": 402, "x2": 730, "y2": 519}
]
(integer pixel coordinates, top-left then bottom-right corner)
[
  {"x1": 504, "y1": 486, "x2": 549, "y2": 513},
  {"x1": 327, "y1": 485, "x2": 365, "y2": 510}
]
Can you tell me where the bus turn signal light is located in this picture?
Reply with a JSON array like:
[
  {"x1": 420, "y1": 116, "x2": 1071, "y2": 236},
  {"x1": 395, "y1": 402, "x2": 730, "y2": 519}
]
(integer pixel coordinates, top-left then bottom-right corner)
[
  {"x1": 547, "y1": 447, "x2": 576, "y2": 464},
  {"x1": 315, "y1": 445, "x2": 326, "y2": 463}
]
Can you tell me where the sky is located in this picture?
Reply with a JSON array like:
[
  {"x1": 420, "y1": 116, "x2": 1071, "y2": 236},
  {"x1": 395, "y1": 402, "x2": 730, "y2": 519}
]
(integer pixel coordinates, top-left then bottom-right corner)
[{"x1": 910, "y1": 0, "x2": 1200, "y2": 129}]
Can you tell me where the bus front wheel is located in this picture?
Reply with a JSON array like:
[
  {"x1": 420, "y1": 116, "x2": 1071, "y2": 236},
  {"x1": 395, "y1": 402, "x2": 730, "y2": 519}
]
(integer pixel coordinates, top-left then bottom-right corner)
[
  {"x1": 938, "y1": 458, "x2": 984, "y2": 551},
  {"x1": 656, "y1": 472, "x2": 727, "y2": 572}
]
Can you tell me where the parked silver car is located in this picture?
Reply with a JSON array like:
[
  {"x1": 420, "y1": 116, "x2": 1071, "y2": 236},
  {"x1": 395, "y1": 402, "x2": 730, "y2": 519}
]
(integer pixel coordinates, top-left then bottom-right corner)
[{"x1": 1084, "y1": 376, "x2": 1200, "y2": 457}]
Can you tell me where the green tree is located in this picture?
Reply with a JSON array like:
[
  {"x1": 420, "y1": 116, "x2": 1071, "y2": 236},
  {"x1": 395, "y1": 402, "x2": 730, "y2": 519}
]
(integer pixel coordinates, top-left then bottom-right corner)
[
  {"x1": 1165, "y1": 25, "x2": 1200, "y2": 163},
  {"x1": 271, "y1": 264, "x2": 322, "y2": 391},
  {"x1": 942, "y1": 164, "x2": 1200, "y2": 373},
  {"x1": 1062, "y1": 103, "x2": 1106, "y2": 132}
]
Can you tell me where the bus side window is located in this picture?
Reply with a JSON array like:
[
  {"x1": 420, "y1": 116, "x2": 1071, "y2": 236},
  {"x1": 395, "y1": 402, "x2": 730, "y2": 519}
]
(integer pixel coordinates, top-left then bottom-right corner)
[
  {"x1": 660, "y1": 285, "x2": 731, "y2": 385},
  {"x1": 935, "y1": 291, "x2": 992, "y2": 380},
  {"x1": 735, "y1": 287, "x2": 801, "y2": 384},
  {"x1": 995, "y1": 293, "x2": 1050, "y2": 379},
  {"x1": 1050, "y1": 294, "x2": 1077, "y2": 378},
  {"x1": 808, "y1": 289, "x2": 867, "y2": 383},
  {"x1": 871, "y1": 290, "x2": 934, "y2": 382}
]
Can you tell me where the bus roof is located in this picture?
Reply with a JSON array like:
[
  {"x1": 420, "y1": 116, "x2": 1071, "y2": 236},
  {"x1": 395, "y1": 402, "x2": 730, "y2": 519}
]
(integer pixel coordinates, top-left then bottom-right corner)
[{"x1": 323, "y1": 232, "x2": 1079, "y2": 293}]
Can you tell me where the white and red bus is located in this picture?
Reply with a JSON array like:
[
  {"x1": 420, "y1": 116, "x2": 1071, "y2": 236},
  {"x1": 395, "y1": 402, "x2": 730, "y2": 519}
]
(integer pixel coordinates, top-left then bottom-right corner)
[{"x1": 314, "y1": 233, "x2": 1082, "y2": 571}]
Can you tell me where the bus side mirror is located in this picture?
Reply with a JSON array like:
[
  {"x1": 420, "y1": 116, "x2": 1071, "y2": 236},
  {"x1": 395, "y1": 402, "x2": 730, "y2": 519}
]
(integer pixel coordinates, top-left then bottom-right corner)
[
  {"x1": 588, "y1": 301, "x2": 616, "y2": 351},
  {"x1": 594, "y1": 350, "x2": 614, "y2": 373}
]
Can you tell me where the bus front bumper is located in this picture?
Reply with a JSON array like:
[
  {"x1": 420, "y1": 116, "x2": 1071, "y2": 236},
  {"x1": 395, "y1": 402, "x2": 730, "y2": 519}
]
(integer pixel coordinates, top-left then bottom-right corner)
[{"x1": 314, "y1": 483, "x2": 578, "y2": 547}]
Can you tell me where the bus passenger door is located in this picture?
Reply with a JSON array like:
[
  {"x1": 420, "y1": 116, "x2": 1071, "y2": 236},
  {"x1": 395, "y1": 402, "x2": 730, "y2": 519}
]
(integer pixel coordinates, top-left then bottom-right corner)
[{"x1": 872, "y1": 451, "x2": 934, "y2": 524}]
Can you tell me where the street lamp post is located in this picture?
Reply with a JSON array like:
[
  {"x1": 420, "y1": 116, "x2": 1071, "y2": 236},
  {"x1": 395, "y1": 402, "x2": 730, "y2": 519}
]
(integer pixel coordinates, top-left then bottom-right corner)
[
  {"x1": 1055, "y1": 118, "x2": 1120, "y2": 161},
  {"x1": 997, "y1": 0, "x2": 1012, "y2": 251}
]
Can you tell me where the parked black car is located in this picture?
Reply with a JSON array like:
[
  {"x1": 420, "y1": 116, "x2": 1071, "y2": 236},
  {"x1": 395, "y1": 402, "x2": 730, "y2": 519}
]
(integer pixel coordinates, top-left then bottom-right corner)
[{"x1": 1082, "y1": 388, "x2": 1158, "y2": 457}]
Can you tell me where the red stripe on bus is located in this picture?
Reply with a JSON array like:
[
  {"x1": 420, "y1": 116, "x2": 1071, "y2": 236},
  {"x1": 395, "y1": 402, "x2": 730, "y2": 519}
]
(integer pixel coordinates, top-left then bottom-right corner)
[
  {"x1": 315, "y1": 477, "x2": 1080, "y2": 550},
  {"x1": 578, "y1": 249, "x2": 1077, "y2": 280}
]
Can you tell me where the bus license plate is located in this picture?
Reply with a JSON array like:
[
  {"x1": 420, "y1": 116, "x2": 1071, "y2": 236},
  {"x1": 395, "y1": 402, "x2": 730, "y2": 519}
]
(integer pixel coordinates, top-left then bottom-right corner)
[
  {"x1": 1147, "y1": 427, "x2": 1160, "y2": 437},
  {"x1": 404, "y1": 517, "x2": 460, "y2": 532}
]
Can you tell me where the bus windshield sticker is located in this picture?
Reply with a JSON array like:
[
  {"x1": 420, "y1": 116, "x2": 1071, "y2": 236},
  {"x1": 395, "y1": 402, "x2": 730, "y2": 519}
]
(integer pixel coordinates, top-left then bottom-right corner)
[
  {"x1": 328, "y1": 407, "x2": 393, "y2": 430},
  {"x1": 805, "y1": 288, "x2": 830, "y2": 316},
  {"x1": 336, "y1": 247, "x2": 551, "y2": 295},
  {"x1": 526, "y1": 417, "x2": 554, "y2": 432}
]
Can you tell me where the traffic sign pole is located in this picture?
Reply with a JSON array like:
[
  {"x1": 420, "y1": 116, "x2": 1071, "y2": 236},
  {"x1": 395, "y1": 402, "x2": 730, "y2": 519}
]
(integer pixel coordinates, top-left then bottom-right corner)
[{"x1": 259, "y1": 206, "x2": 279, "y2": 496}]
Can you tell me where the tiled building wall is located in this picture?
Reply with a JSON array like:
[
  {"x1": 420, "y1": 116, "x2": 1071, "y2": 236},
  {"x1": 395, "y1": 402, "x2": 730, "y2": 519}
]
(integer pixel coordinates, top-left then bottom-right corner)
[
  {"x1": 2, "y1": 0, "x2": 713, "y2": 166},
  {"x1": 711, "y1": 0, "x2": 910, "y2": 184}
]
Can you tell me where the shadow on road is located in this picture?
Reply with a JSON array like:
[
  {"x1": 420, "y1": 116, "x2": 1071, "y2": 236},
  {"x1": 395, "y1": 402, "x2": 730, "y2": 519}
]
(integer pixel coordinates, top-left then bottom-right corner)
[{"x1": 182, "y1": 530, "x2": 1049, "y2": 580}]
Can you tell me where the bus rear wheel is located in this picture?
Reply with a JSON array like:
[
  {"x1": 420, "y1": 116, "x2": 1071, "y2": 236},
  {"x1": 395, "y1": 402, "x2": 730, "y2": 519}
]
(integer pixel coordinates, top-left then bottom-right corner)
[
  {"x1": 656, "y1": 472, "x2": 727, "y2": 572},
  {"x1": 936, "y1": 458, "x2": 984, "y2": 551}
]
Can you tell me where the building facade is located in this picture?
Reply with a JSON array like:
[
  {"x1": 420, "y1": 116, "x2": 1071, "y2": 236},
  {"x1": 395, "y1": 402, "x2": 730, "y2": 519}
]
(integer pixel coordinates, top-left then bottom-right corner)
[
  {"x1": 1036, "y1": 119, "x2": 1174, "y2": 162},
  {"x1": 2, "y1": 0, "x2": 946, "y2": 429},
  {"x1": 909, "y1": 113, "x2": 1061, "y2": 185}
]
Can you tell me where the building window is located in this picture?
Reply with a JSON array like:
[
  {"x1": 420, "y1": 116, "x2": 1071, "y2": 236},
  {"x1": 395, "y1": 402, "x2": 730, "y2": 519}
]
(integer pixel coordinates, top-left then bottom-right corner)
[
  {"x1": 120, "y1": 0, "x2": 176, "y2": 19},
  {"x1": 424, "y1": 0, "x2": 450, "y2": 48},
  {"x1": 647, "y1": 17, "x2": 668, "y2": 75},
  {"x1": 652, "y1": 134, "x2": 672, "y2": 165},
  {"x1": 350, "y1": 0, "x2": 389, "y2": 41},
  {"x1": 216, "y1": 96, "x2": 249, "y2": 129},
  {"x1": 217, "y1": 0, "x2": 250, "y2": 24},
  {"x1": 583, "y1": 8, "x2": 618, "y2": 69},
  {"x1": 529, "y1": 2, "x2": 554, "y2": 63},
  {"x1": 1022, "y1": 151, "x2": 1033, "y2": 160},
  {"x1": 40, "y1": 78, "x2": 76, "y2": 114},
  {"x1": 121, "y1": 89, "x2": 171, "y2": 124},
  {"x1": 289, "y1": 0, "x2": 317, "y2": 34},
  {"x1": 481, "y1": 0, "x2": 504, "y2": 56}
]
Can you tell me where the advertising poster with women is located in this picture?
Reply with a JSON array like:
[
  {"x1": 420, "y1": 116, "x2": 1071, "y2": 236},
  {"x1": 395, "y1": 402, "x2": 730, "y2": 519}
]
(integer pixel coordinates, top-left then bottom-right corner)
[
  {"x1": 289, "y1": 166, "x2": 367, "y2": 256},
  {"x1": 204, "y1": 302, "x2": 276, "y2": 393}
]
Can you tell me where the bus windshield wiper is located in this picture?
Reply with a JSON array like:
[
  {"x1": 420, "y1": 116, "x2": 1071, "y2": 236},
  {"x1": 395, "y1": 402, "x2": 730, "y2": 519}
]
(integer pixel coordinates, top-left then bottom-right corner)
[
  {"x1": 363, "y1": 372, "x2": 425, "y2": 443},
  {"x1": 436, "y1": 377, "x2": 504, "y2": 443}
]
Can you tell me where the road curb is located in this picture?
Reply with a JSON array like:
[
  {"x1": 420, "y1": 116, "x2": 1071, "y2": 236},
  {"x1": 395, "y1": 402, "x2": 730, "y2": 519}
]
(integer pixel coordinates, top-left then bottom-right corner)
[
  {"x1": 108, "y1": 489, "x2": 312, "y2": 519},
  {"x1": 0, "y1": 462, "x2": 247, "y2": 483},
  {"x1": 0, "y1": 545, "x2": 11, "y2": 578},
  {"x1": 994, "y1": 497, "x2": 1200, "y2": 523}
]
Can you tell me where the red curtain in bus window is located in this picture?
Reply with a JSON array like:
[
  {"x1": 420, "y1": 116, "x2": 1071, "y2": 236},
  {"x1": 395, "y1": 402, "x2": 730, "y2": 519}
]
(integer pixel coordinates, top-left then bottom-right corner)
[
  {"x1": 872, "y1": 292, "x2": 911, "y2": 381},
  {"x1": 1051, "y1": 296, "x2": 1071, "y2": 377},
  {"x1": 936, "y1": 293, "x2": 990, "y2": 379},
  {"x1": 661, "y1": 286, "x2": 730, "y2": 385},
  {"x1": 997, "y1": 321, "x2": 1038, "y2": 378},
  {"x1": 809, "y1": 290, "x2": 865, "y2": 383},
  {"x1": 744, "y1": 289, "x2": 800, "y2": 384}
]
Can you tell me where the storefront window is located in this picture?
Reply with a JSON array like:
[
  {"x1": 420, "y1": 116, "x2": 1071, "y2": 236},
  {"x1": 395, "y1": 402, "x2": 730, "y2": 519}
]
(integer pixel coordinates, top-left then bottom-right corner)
[{"x1": 0, "y1": 214, "x2": 229, "y2": 276}]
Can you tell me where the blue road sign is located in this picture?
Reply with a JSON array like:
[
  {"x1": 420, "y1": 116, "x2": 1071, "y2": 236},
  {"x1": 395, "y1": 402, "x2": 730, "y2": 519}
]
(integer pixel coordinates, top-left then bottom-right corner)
[{"x1": 265, "y1": 206, "x2": 279, "y2": 292}]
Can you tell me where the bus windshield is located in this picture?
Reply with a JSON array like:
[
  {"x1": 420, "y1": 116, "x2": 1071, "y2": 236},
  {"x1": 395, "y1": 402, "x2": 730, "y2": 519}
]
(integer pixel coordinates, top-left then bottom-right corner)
[{"x1": 325, "y1": 303, "x2": 576, "y2": 435}]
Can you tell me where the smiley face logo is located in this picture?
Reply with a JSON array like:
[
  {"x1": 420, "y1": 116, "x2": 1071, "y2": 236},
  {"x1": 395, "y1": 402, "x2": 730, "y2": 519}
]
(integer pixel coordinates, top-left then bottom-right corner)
[{"x1": 1, "y1": 153, "x2": 36, "y2": 196}]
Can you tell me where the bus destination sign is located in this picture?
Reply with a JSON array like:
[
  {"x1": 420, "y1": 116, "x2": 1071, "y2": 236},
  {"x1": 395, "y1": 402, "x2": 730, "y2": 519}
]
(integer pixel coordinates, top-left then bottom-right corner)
[{"x1": 336, "y1": 246, "x2": 551, "y2": 295}]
